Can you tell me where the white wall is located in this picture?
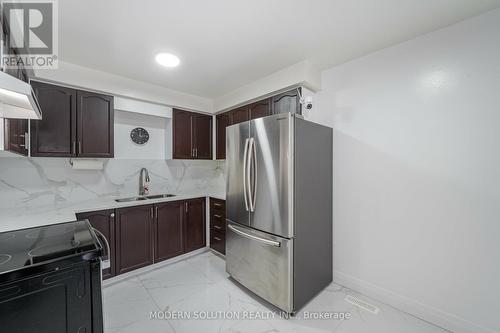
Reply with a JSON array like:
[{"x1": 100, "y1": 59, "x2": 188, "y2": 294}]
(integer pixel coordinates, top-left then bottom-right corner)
[
  {"x1": 307, "y1": 8, "x2": 500, "y2": 333},
  {"x1": 35, "y1": 61, "x2": 213, "y2": 113},
  {"x1": 0, "y1": 119, "x2": 4, "y2": 150},
  {"x1": 114, "y1": 110, "x2": 170, "y2": 160},
  {"x1": 213, "y1": 60, "x2": 321, "y2": 112}
]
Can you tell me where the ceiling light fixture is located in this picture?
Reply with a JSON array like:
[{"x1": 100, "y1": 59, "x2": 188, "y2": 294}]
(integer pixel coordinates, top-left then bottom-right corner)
[{"x1": 155, "y1": 53, "x2": 180, "y2": 68}]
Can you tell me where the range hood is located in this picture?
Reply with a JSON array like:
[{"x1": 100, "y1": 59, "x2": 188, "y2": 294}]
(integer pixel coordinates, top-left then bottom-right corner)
[{"x1": 0, "y1": 71, "x2": 42, "y2": 119}]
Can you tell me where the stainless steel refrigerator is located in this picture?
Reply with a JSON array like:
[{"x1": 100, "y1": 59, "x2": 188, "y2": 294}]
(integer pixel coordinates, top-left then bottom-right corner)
[{"x1": 225, "y1": 112, "x2": 333, "y2": 313}]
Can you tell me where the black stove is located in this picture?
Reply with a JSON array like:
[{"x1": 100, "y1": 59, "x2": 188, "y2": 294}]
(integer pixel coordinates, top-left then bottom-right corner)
[
  {"x1": 0, "y1": 220, "x2": 101, "y2": 280},
  {"x1": 0, "y1": 220, "x2": 105, "y2": 333}
]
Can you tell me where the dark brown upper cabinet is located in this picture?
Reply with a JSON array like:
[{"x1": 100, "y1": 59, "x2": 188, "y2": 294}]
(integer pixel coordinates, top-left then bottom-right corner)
[
  {"x1": 76, "y1": 209, "x2": 116, "y2": 280},
  {"x1": 3, "y1": 119, "x2": 29, "y2": 156},
  {"x1": 184, "y1": 198, "x2": 206, "y2": 253},
  {"x1": 230, "y1": 106, "x2": 249, "y2": 124},
  {"x1": 173, "y1": 109, "x2": 212, "y2": 159},
  {"x1": 30, "y1": 81, "x2": 114, "y2": 158},
  {"x1": 271, "y1": 88, "x2": 301, "y2": 116},
  {"x1": 76, "y1": 91, "x2": 114, "y2": 157},
  {"x1": 154, "y1": 201, "x2": 184, "y2": 263},
  {"x1": 193, "y1": 113, "x2": 213, "y2": 159},
  {"x1": 249, "y1": 98, "x2": 271, "y2": 120},
  {"x1": 215, "y1": 112, "x2": 231, "y2": 160},
  {"x1": 116, "y1": 205, "x2": 154, "y2": 275},
  {"x1": 172, "y1": 109, "x2": 193, "y2": 159},
  {"x1": 30, "y1": 81, "x2": 77, "y2": 157},
  {"x1": 214, "y1": 89, "x2": 302, "y2": 160}
]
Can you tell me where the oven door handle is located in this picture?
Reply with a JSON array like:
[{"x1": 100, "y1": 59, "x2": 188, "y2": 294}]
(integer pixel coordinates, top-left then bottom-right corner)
[
  {"x1": 93, "y1": 228, "x2": 111, "y2": 270},
  {"x1": 228, "y1": 224, "x2": 281, "y2": 247}
]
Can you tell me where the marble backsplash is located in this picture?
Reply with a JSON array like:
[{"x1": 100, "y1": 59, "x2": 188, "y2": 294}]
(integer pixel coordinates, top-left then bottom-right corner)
[{"x1": 0, "y1": 157, "x2": 226, "y2": 210}]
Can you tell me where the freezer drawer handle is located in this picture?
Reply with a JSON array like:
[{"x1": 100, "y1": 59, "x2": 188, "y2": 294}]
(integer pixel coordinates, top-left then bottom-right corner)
[{"x1": 228, "y1": 224, "x2": 281, "y2": 247}]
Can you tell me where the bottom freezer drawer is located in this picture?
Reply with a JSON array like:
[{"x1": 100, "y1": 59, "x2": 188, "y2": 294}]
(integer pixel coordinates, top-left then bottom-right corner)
[{"x1": 226, "y1": 222, "x2": 292, "y2": 312}]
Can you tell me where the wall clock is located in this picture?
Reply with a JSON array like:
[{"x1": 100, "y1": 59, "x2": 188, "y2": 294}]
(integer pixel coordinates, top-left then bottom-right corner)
[{"x1": 130, "y1": 127, "x2": 149, "y2": 145}]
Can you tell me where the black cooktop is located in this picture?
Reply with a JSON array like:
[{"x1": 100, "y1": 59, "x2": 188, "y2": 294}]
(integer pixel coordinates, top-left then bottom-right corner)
[{"x1": 0, "y1": 220, "x2": 101, "y2": 277}]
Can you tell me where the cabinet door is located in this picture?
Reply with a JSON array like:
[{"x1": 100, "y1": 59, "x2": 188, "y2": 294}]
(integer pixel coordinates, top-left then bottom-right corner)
[
  {"x1": 184, "y1": 198, "x2": 206, "y2": 253},
  {"x1": 231, "y1": 106, "x2": 249, "y2": 124},
  {"x1": 172, "y1": 109, "x2": 193, "y2": 159},
  {"x1": 193, "y1": 113, "x2": 212, "y2": 159},
  {"x1": 271, "y1": 89, "x2": 301, "y2": 115},
  {"x1": 77, "y1": 91, "x2": 114, "y2": 158},
  {"x1": 216, "y1": 112, "x2": 231, "y2": 159},
  {"x1": 76, "y1": 209, "x2": 116, "y2": 279},
  {"x1": 30, "y1": 81, "x2": 77, "y2": 157},
  {"x1": 3, "y1": 119, "x2": 28, "y2": 156},
  {"x1": 249, "y1": 98, "x2": 271, "y2": 120},
  {"x1": 154, "y1": 201, "x2": 184, "y2": 262},
  {"x1": 116, "y1": 205, "x2": 153, "y2": 274}
]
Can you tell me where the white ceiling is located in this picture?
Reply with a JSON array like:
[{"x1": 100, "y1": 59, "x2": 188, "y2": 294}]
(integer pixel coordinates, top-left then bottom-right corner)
[{"x1": 59, "y1": 0, "x2": 500, "y2": 98}]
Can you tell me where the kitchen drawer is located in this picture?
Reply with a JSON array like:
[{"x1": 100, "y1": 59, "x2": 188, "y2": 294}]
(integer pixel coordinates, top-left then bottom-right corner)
[
  {"x1": 226, "y1": 222, "x2": 292, "y2": 312},
  {"x1": 210, "y1": 212, "x2": 226, "y2": 233},
  {"x1": 210, "y1": 198, "x2": 225, "y2": 211},
  {"x1": 210, "y1": 229, "x2": 225, "y2": 255}
]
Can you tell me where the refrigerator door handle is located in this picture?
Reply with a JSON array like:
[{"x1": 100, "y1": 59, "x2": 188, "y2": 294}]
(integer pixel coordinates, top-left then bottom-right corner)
[
  {"x1": 228, "y1": 224, "x2": 281, "y2": 247},
  {"x1": 243, "y1": 138, "x2": 250, "y2": 211},
  {"x1": 249, "y1": 137, "x2": 257, "y2": 212}
]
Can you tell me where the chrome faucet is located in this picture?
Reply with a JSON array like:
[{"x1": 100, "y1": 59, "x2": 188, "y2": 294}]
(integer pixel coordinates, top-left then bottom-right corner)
[{"x1": 139, "y1": 168, "x2": 150, "y2": 196}]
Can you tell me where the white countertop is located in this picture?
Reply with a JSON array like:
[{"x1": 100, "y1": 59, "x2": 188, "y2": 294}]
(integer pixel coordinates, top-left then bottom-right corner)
[{"x1": 0, "y1": 191, "x2": 225, "y2": 233}]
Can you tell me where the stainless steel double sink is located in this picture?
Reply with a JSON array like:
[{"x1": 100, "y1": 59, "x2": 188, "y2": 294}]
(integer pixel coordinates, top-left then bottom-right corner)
[{"x1": 115, "y1": 193, "x2": 176, "y2": 203}]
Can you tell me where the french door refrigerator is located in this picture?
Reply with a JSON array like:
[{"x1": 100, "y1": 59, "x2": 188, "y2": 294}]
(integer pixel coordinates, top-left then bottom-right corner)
[{"x1": 225, "y1": 112, "x2": 333, "y2": 313}]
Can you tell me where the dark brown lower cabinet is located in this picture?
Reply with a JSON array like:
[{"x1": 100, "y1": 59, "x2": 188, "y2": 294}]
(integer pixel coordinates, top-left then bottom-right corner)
[
  {"x1": 209, "y1": 198, "x2": 226, "y2": 255},
  {"x1": 78, "y1": 198, "x2": 206, "y2": 278},
  {"x1": 76, "y1": 209, "x2": 116, "y2": 279},
  {"x1": 116, "y1": 205, "x2": 154, "y2": 275},
  {"x1": 210, "y1": 230, "x2": 225, "y2": 255},
  {"x1": 154, "y1": 201, "x2": 184, "y2": 262},
  {"x1": 184, "y1": 198, "x2": 206, "y2": 253}
]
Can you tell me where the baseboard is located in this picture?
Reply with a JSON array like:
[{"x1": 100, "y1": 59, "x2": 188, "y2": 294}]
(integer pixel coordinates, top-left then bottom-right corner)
[
  {"x1": 334, "y1": 270, "x2": 496, "y2": 333},
  {"x1": 103, "y1": 247, "x2": 209, "y2": 287}
]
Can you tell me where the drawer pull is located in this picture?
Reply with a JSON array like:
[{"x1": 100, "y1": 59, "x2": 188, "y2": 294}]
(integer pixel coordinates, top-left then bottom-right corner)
[
  {"x1": 214, "y1": 237, "x2": 222, "y2": 241},
  {"x1": 214, "y1": 214, "x2": 222, "y2": 218},
  {"x1": 213, "y1": 225, "x2": 221, "y2": 230},
  {"x1": 213, "y1": 203, "x2": 222, "y2": 207},
  {"x1": 228, "y1": 224, "x2": 281, "y2": 247}
]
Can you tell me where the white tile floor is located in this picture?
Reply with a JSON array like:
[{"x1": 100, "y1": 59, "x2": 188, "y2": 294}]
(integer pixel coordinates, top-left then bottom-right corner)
[{"x1": 103, "y1": 251, "x2": 448, "y2": 333}]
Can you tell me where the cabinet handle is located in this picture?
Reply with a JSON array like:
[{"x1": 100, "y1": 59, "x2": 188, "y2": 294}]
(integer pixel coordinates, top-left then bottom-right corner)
[
  {"x1": 78, "y1": 141, "x2": 82, "y2": 155},
  {"x1": 155, "y1": 206, "x2": 158, "y2": 219},
  {"x1": 72, "y1": 141, "x2": 76, "y2": 154},
  {"x1": 214, "y1": 237, "x2": 222, "y2": 241},
  {"x1": 150, "y1": 207, "x2": 154, "y2": 219},
  {"x1": 213, "y1": 225, "x2": 221, "y2": 230},
  {"x1": 192, "y1": 148, "x2": 195, "y2": 158},
  {"x1": 214, "y1": 214, "x2": 222, "y2": 218},
  {"x1": 213, "y1": 203, "x2": 222, "y2": 207},
  {"x1": 195, "y1": 148, "x2": 198, "y2": 157},
  {"x1": 185, "y1": 202, "x2": 188, "y2": 213},
  {"x1": 110, "y1": 213, "x2": 115, "y2": 218}
]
